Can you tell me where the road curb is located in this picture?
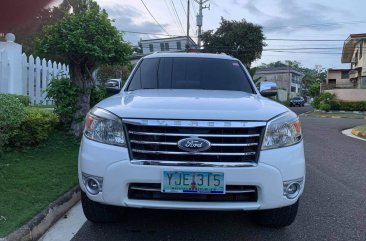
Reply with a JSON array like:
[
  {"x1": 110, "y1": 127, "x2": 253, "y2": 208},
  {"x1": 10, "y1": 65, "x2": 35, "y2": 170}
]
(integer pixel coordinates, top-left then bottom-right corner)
[
  {"x1": 302, "y1": 114, "x2": 366, "y2": 119},
  {"x1": 351, "y1": 128, "x2": 366, "y2": 139},
  {"x1": 1, "y1": 186, "x2": 80, "y2": 241}
]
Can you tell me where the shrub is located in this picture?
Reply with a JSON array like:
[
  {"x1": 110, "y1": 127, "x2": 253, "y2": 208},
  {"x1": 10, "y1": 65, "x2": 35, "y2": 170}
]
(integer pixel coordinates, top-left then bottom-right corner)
[
  {"x1": 330, "y1": 101, "x2": 366, "y2": 111},
  {"x1": 90, "y1": 85, "x2": 107, "y2": 107},
  {"x1": 47, "y1": 77, "x2": 107, "y2": 127},
  {"x1": 10, "y1": 107, "x2": 59, "y2": 147},
  {"x1": 46, "y1": 77, "x2": 79, "y2": 126},
  {"x1": 0, "y1": 94, "x2": 26, "y2": 152},
  {"x1": 319, "y1": 102, "x2": 331, "y2": 112},
  {"x1": 312, "y1": 92, "x2": 335, "y2": 109},
  {"x1": 8, "y1": 94, "x2": 30, "y2": 106}
]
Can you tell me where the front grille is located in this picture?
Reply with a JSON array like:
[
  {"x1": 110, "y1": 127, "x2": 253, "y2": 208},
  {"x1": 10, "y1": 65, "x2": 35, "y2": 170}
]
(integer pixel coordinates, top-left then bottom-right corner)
[
  {"x1": 128, "y1": 183, "x2": 258, "y2": 202},
  {"x1": 124, "y1": 120, "x2": 265, "y2": 163}
]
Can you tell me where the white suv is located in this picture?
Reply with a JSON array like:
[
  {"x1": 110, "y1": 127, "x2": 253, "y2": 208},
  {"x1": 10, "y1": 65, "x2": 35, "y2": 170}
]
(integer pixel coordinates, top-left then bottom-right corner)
[{"x1": 79, "y1": 53, "x2": 305, "y2": 228}]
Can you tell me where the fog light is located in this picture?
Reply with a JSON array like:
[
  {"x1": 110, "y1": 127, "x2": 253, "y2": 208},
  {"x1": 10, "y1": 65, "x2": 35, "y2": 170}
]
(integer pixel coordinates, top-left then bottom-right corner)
[
  {"x1": 82, "y1": 173, "x2": 103, "y2": 195},
  {"x1": 283, "y1": 178, "x2": 303, "y2": 199}
]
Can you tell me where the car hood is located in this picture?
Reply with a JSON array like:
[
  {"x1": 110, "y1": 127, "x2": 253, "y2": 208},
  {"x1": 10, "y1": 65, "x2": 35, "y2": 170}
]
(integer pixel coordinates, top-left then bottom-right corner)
[{"x1": 96, "y1": 89, "x2": 289, "y2": 121}]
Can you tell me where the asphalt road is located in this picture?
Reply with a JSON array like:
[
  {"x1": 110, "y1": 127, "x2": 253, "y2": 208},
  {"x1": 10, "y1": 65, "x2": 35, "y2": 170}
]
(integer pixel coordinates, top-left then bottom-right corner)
[{"x1": 72, "y1": 107, "x2": 366, "y2": 241}]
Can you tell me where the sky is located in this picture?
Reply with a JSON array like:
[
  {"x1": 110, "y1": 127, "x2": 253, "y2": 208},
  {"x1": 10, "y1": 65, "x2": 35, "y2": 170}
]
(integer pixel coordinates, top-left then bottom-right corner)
[{"x1": 95, "y1": 0, "x2": 366, "y2": 69}]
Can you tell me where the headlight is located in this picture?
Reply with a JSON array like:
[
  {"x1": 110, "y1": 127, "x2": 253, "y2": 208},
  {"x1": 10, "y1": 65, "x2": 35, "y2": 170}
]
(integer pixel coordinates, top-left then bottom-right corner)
[
  {"x1": 262, "y1": 112, "x2": 302, "y2": 150},
  {"x1": 84, "y1": 107, "x2": 126, "y2": 146}
]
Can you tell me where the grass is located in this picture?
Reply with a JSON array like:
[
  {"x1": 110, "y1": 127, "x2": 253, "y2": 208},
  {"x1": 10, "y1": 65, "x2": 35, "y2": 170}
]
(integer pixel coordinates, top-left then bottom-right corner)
[
  {"x1": 0, "y1": 130, "x2": 80, "y2": 237},
  {"x1": 354, "y1": 124, "x2": 366, "y2": 133},
  {"x1": 305, "y1": 111, "x2": 366, "y2": 119}
]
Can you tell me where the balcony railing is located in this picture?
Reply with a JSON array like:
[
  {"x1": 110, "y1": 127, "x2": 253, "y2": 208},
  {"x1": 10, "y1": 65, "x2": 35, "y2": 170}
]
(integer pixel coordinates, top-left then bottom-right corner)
[{"x1": 321, "y1": 83, "x2": 357, "y2": 91}]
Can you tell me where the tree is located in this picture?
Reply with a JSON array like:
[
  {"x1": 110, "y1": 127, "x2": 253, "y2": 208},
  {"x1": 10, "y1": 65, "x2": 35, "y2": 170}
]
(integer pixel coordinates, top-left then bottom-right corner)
[
  {"x1": 36, "y1": 0, "x2": 132, "y2": 136},
  {"x1": 308, "y1": 82, "x2": 320, "y2": 97},
  {"x1": 201, "y1": 18, "x2": 266, "y2": 67}
]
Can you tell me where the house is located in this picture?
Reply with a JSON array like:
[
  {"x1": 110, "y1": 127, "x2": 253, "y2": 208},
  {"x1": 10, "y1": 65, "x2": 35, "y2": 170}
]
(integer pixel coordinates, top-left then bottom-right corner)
[
  {"x1": 140, "y1": 36, "x2": 197, "y2": 55},
  {"x1": 325, "y1": 68, "x2": 352, "y2": 88},
  {"x1": 254, "y1": 67, "x2": 304, "y2": 100},
  {"x1": 323, "y1": 33, "x2": 366, "y2": 101}
]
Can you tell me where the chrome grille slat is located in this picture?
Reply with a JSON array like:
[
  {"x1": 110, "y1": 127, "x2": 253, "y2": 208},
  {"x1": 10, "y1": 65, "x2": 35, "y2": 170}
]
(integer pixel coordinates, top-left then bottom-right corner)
[
  {"x1": 124, "y1": 119, "x2": 264, "y2": 164},
  {"x1": 128, "y1": 131, "x2": 260, "y2": 138},
  {"x1": 130, "y1": 139, "x2": 258, "y2": 147},
  {"x1": 132, "y1": 149, "x2": 256, "y2": 156}
]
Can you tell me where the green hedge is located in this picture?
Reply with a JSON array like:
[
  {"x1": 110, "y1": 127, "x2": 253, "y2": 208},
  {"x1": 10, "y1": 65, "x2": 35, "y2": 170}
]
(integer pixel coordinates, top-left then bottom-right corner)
[
  {"x1": 4, "y1": 94, "x2": 30, "y2": 106},
  {"x1": 10, "y1": 108, "x2": 59, "y2": 147},
  {"x1": 311, "y1": 92, "x2": 335, "y2": 111},
  {"x1": 329, "y1": 100, "x2": 366, "y2": 111},
  {"x1": 0, "y1": 94, "x2": 26, "y2": 152}
]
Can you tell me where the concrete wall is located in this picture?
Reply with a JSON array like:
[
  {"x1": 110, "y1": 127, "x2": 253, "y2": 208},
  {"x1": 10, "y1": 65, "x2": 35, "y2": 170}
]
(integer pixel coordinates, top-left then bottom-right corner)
[
  {"x1": 277, "y1": 89, "x2": 288, "y2": 102},
  {"x1": 351, "y1": 40, "x2": 366, "y2": 76},
  {"x1": 254, "y1": 73, "x2": 290, "y2": 91},
  {"x1": 327, "y1": 71, "x2": 351, "y2": 85},
  {"x1": 325, "y1": 89, "x2": 366, "y2": 101}
]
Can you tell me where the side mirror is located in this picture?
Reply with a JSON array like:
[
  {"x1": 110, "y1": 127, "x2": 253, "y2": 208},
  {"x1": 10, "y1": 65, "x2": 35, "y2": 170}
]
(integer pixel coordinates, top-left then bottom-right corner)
[
  {"x1": 105, "y1": 79, "x2": 122, "y2": 94},
  {"x1": 259, "y1": 81, "x2": 278, "y2": 97}
]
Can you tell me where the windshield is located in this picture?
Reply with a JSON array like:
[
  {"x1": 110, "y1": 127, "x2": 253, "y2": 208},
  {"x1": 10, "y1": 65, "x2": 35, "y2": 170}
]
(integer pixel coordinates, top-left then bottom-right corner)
[
  {"x1": 292, "y1": 97, "x2": 303, "y2": 100},
  {"x1": 127, "y1": 57, "x2": 255, "y2": 93}
]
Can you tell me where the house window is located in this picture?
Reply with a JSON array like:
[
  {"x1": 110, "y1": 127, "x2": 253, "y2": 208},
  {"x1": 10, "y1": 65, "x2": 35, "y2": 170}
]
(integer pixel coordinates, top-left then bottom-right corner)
[
  {"x1": 341, "y1": 71, "x2": 349, "y2": 79},
  {"x1": 160, "y1": 43, "x2": 165, "y2": 51},
  {"x1": 177, "y1": 41, "x2": 182, "y2": 50},
  {"x1": 291, "y1": 86, "x2": 296, "y2": 92},
  {"x1": 149, "y1": 44, "x2": 154, "y2": 52},
  {"x1": 165, "y1": 42, "x2": 170, "y2": 51},
  {"x1": 328, "y1": 79, "x2": 336, "y2": 85}
]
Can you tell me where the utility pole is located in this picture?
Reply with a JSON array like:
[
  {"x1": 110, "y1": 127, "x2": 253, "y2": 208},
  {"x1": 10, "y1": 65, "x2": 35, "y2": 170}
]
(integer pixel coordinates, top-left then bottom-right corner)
[
  {"x1": 194, "y1": 0, "x2": 209, "y2": 49},
  {"x1": 186, "y1": 0, "x2": 190, "y2": 52}
]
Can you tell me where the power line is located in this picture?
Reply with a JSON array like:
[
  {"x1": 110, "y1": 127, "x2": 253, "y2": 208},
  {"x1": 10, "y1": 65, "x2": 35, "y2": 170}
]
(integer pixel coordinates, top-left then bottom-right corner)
[
  {"x1": 164, "y1": 0, "x2": 183, "y2": 35},
  {"x1": 262, "y1": 20, "x2": 366, "y2": 30},
  {"x1": 179, "y1": 0, "x2": 195, "y2": 34},
  {"x1": 171, "y1": 0, "x2": 186, "y2": 35},
  {"x1": 191, "y1": 0, "x2": 197, "y2": 15},
  {"x1": 266, "y1": 38, "x2": 345, "y2": 42},
  {"x1": 140, "y1": 0, "x2": 171, "y2": 36},
  {"x1": 121, "y1": 30, "x2": 349, "y2": 42}
]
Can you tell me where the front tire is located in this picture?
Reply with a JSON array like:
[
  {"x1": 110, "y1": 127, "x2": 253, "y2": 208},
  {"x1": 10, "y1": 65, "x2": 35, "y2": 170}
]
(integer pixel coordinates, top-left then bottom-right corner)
[
  {"x1": 253, "y1": 201, "x2": 299, "y2": 228},
  {"x1": 81, "y1": 191, "x2": 125, "y2": 223}
]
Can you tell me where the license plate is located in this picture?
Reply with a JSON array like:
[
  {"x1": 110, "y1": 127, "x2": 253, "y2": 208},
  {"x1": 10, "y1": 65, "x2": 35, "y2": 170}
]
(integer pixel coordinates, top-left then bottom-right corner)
[{"x1": 162, "y1": 171, "x2": 225, "y2": 194}]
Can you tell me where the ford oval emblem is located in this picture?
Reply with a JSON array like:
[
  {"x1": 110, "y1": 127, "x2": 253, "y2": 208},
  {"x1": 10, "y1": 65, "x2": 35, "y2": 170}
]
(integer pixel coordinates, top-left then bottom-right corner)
[{"x1": 177, "y1": 137, "x2": 211, "y2": 152}]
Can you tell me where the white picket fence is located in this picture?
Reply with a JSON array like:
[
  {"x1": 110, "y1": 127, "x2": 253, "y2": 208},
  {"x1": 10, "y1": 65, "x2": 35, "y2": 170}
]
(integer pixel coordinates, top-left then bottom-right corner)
[
  {"x1": 0, "y1": 35, "x2": 69, "y2": 105},
  {"x1": 22, "y1": 54, "x2": 69, "y2": 105},
  {"x1": 0, "y1": 49, "x2": 9, "y2": 93}
]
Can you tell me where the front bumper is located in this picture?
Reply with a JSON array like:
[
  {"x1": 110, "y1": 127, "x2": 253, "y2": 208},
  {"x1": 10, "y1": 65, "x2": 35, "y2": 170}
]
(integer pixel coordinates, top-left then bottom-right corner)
[{"x1": 78, "y1": 137, "x2": 305, "y2": 211}]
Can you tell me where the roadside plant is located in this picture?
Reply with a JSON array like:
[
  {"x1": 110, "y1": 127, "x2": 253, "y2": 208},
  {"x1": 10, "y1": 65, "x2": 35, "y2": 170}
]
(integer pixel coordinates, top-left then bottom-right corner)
[
  {"x1": 10, "y1": 107, "x2": 59, "y2": 147},
  {"x1": 312, "y1": 92, "x2": 335, "y2": 110},
  {"x1": 46, "y1": 77, "x2": 79, "y2": 126},
  {"x1": 0, "y1": 94, "x2": 26, "y2": 152}
]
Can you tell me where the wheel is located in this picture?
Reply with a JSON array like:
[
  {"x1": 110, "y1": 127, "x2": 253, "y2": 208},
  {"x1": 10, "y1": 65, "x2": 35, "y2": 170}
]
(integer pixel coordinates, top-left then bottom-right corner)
[
  {"x1": 252, "y1": 201, "x2": 299, "y2": 228},
  {"x1": 81, "y1": 191, "x2": 125, "y2": 223}
]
